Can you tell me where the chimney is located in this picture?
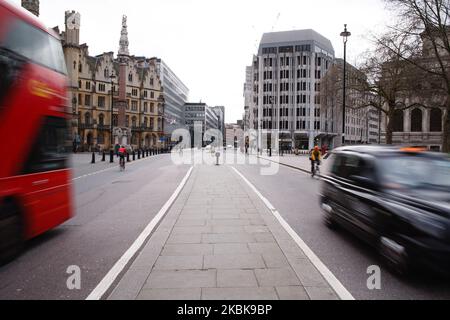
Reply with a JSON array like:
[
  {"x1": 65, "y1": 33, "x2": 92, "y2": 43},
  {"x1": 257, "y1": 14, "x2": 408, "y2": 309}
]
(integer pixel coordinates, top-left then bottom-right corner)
[{"x1": 21, "y1": 0, "x2": 39, "y2": 17}]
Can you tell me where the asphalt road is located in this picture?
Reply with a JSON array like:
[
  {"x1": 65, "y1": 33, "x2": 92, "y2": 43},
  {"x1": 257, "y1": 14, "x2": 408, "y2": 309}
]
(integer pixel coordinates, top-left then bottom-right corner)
[
  {"x1": 235, "y1": 160, "x2": 450, "y2": 300},
  {"x1": 0, "y1": 154, "x2": 190, "y2": 300}
]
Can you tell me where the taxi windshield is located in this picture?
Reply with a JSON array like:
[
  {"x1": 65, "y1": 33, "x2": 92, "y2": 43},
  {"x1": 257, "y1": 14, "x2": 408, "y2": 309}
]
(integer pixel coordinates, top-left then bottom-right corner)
[{"x1": 379, "y1": 154, "x2": 450, "y2": 191}]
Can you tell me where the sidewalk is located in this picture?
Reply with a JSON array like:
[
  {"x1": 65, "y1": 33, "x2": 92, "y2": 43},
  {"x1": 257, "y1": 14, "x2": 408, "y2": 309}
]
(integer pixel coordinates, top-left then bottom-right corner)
[{"x1": 108, "y1": 163, "x2": 339, "y2": 300}]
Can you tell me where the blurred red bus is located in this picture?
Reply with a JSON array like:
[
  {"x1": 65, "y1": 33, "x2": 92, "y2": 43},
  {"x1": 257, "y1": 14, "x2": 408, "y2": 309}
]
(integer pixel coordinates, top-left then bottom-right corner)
[{"x1": 0, "y1": 1, "x2": 73, "y2": 264}]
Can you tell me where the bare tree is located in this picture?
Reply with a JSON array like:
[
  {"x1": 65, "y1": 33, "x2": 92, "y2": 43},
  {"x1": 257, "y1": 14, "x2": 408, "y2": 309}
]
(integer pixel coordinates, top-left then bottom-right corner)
[
  {"x1": 380, "y1": 0, "x2": 450, "y2": 152},
  {"x1": 323, "y1": 32, "x2": 425, "y2": 145}
]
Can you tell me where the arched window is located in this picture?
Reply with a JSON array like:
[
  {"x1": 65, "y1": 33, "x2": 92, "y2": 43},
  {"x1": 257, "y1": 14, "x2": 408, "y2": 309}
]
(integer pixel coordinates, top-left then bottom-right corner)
[
  {"x1": 393, "y1": 109, "x2": 404, "y2": 132},
  {"x1": 99, "y1": 114, "x2": 105, "y2": 126},
  {"x1": 112, "y1": 114, "x2": 118, "y2": 127},
  {"x1": 78, "y1": 63, "x2": 82, "y2": 73},
  {"x1": 411, "y1": 108, "x2": 423, "y2": 132},
  {"x1": 430, "y1": 108, "x2": 442, "y2": 132},
  {"x1": 73, "y1": 61, "x2": 76, "y2": 70},
  {"x1": 150, "y1": 118, "x2": 154, "y2": 130},
  {"x1": 84, "y1": 112, "x2": 91, "y2": 125}
]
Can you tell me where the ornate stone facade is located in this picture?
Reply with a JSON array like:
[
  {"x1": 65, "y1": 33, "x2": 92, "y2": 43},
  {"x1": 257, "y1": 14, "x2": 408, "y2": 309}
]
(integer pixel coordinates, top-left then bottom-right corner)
[
  {"x1": 21, "y1": 0, "x2": 39, "y2": 17},
  {"x1": 60, "y1": 11, "x2": 165, "y2": 151}
]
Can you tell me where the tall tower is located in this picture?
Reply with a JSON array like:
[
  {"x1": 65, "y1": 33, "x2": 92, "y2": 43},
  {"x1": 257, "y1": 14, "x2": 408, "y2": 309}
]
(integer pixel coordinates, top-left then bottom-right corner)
[
  {"x1": 21, "y1": 0, "x2": 39, "y2": 17},
  {"x1": 114, "y1": 15, "x2": 131, "y2": 146}
]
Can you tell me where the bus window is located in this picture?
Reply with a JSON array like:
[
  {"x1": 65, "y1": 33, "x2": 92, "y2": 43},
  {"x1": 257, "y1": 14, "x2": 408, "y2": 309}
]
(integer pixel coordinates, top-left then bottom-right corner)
[
  {"x1": 22, "y1": 116, "x2": 71, "y2": 174},
  {"x1": 1, "y1": 20, "x2": 67, "y2": 75}
]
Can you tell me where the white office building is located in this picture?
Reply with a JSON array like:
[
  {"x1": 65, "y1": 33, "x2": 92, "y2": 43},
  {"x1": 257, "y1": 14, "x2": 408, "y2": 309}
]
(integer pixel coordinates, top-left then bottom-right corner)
[{"x1": 248, "y1": 29, "x2": 335, "y2": 151}]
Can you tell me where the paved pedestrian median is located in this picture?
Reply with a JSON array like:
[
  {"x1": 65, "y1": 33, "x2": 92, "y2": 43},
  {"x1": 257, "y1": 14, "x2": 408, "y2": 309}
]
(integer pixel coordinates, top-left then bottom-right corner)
[{"x1": 107, "y1": 164, "x2": 339, "y2": 300}]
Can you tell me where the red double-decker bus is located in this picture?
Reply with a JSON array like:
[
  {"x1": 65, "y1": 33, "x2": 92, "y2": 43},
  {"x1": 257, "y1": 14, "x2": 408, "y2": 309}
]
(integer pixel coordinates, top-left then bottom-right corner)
[{"x1": 0, "y1": 1, "x2": 73, "y2": 264}]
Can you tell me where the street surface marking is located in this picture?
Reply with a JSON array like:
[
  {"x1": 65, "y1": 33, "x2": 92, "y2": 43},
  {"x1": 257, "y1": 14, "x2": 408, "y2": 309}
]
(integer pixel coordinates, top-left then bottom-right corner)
[
  {"x1": 231, "y1": 166, "x2": 355, "y2": 301},
  {"x1": 72, "y1": 154, "x2": 167, "y2": 181},
  {"x1": 86, "y1": 166, "x2": 194, "y2": 300}
]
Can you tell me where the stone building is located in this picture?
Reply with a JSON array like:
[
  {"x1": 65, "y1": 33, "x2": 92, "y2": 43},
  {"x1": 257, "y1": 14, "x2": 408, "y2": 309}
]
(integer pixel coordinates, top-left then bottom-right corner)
[
  {"x1": 21, "y1": 0, "x2": 39, "y2": 17},
  {"x1": 61, "y1": 11, "x2": 164, "y2": 152}
]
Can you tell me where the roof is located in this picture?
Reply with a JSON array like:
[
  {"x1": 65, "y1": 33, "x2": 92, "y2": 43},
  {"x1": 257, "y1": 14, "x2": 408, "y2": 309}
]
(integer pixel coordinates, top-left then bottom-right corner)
[
  {"x1": 333, "y1": 145, "x2": 448, "y2": 158},
  {"x1": 259, "y1": 29, "x2": 334, "y2": 54}
]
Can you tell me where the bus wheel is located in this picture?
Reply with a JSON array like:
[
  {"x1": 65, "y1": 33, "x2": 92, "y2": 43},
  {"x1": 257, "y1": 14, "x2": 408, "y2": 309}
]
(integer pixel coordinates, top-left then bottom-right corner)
[{"x1": 0, "y1": 200, "x2": 24, "y2": 266}]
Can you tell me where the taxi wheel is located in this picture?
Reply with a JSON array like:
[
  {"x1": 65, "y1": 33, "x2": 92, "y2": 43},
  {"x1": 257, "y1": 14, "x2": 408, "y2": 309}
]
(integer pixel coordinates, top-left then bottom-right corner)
[{"x1": 0, "y1": 200, "x2": 24, "y2": 266}]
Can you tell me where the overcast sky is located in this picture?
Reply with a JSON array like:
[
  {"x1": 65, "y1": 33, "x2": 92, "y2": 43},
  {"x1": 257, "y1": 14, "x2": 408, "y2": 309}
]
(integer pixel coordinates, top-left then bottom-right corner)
[{"x1": 8, "y1": 0, "x2": 392, "y2": 123}]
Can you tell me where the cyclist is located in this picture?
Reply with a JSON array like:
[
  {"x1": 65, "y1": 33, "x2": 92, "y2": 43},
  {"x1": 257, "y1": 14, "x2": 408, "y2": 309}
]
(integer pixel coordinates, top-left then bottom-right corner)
[
  {"x1": 118, "y1": 145, "x2": 127, "y2": 170},
  {"x1": 310, "y1": 146, "x2": 322, "y2": 176}
]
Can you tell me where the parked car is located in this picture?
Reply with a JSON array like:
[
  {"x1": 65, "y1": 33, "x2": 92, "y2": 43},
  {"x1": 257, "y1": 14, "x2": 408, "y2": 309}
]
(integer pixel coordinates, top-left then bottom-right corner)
[{"x1": 319, "y1": 145, "x2": 450, "y2": 276}]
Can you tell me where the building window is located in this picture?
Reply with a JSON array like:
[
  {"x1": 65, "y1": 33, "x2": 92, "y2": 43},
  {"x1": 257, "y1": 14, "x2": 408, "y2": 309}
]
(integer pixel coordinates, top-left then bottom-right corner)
[
  {"x1": 98, "y1": 96, "x2": 105, "y2": 108},
  {"x1": 132, "y1": 88, "x2": 138, "y2": 96},
  {"x1": 150, "y1": 78, "x2": 154, "y2": 86},
  {"x1": 97, "y1": 132, "x2": 104, "y2": 144},
  {"x1": 144, "y1": 90, "x2": 148, "y2": 98},
  {"x1": 78, "y1": 80, "x2": 82, "y2": 89},
  {"x1": 144, "y1": 117, "x2": 148, "y2": 128},
  {"x1": 86, "y1": 81, "x2": 91, "y2": 90},
  {"x1": 393, "y1": 109, "x2": 404, "y2": 132},
  {"x1": 131, "y1": 100, "x2": 138, "y2": 111},
  {"x1": 150, "y1": 91, "x2": 154, "y2": 99},
  {"x1": 150, "y1": 103, "x2": 155, "y2": 113},
  {"x1": 78, "y1": 63, "x2": 82, "y2": 73},
  {"x1": 128, "y1": 73, "x2": 133, "y2": 82},
  {"x1": 85, "y1": 95, "x2": 91, "y2": 106},
  {"x1": 78, "y1": 93, "x2": 82, "y2": 105},
  {"x1": 430, "y1": 108, "x2": 442, "y2": 132},
  {"x1": 84, "y1": 112, "x2": 91, "y2": 125},
  {"x1": 99, "y1": 114, "x2": 105, "y2": 126},
  {"x1": 113, "y1": 114, "x2": 118, "y2": 127},
  {"x1": 144, "y1": 102, "x2": 148, "y2": 113},
  {"x1": 411, "y1": 108, "x2": 422, "y2": 132},
  {"x1": 132, "y1": 116, "x2": 137, "y2": 128}
]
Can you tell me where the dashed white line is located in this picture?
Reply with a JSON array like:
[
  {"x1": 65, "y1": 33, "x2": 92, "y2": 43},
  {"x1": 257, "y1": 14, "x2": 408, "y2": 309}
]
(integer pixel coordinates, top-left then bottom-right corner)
[
  {"x1": 86, "y1": 165, "x2": 194, "y2": 300},
  {"x1": 231, "y1": 166, "x2": 355, "y2": 301}
]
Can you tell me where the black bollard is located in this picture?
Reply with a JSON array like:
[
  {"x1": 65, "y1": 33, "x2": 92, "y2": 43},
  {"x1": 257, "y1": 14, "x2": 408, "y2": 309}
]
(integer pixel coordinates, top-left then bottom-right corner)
[
  {"x1": 110, "y1": 150, "x2": 114, "y2": 163},
  {"x1": 102, "y1": 151, "x2": 105, "y2": 162},
  {"x1": 147, "y1": 149, "x2": 149, "y2": 157},
  {"x1": 133, "y1": 151, "x2": 136, "y2": 161},
  {"x1": 138, "y1": 150, "x2": 141, "y2": 159},
  {"x1": 127, "y1": 153, "x2": 130, "y2": 162},
  {"x1": 91, "y1": 152, "x2": 95, "y2": 164}
]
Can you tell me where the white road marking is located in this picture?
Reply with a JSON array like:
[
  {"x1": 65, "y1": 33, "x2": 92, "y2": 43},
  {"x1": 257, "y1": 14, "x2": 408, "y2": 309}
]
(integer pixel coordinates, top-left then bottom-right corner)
[
  {"x1": 231, "y1": 166, "x2": 355, "y2": 301},
  {"x1": 72, "y1": 154, "x2": 167, "y2": 181},
  {"x1": 85, "y1": 166, "x2": 194, "y2": 300}
]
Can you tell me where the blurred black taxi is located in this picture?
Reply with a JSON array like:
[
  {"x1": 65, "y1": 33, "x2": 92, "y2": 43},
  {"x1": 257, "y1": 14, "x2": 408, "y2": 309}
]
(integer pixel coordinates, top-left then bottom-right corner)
[{"x1": 319, "y1": 146, "x2": 450, "y2": 275}]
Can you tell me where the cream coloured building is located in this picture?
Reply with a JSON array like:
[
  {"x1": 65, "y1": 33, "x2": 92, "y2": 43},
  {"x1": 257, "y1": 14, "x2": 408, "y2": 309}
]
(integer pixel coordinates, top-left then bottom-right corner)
[{"x1": 61, "y1": 11, "x2": 165, "y2": 152}]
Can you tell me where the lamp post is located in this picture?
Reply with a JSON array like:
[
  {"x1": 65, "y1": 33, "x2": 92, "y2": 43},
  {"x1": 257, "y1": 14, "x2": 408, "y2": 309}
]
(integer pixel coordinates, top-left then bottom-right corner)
[
  {"x1": 110, "y1": 73, "x2": 116, "y2": 149},
  {"x1": 340, "y1": 24, "x2": 351, "y2": 146}
]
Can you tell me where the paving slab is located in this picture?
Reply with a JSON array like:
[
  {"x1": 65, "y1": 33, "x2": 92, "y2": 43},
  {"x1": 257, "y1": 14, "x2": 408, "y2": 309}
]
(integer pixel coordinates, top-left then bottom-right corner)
[{"x1": 107, "y1": 164, "x2": 340, "y2": 300}]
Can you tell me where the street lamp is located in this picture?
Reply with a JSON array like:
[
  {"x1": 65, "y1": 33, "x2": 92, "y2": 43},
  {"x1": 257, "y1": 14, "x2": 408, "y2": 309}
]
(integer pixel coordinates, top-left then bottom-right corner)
[
  {"x1": 110, "y1": 73, "x2": 116, "y2": 152},
  {"x1": 340, "y1": 24, "x2": 351, "y2": 146}
]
